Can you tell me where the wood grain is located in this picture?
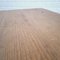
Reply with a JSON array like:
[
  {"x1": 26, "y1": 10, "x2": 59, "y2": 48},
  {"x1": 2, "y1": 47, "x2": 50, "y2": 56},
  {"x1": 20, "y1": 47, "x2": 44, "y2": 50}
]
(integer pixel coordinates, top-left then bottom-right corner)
[{"x1": 0, "y1": 9, "x2": 60, "y2": 60}]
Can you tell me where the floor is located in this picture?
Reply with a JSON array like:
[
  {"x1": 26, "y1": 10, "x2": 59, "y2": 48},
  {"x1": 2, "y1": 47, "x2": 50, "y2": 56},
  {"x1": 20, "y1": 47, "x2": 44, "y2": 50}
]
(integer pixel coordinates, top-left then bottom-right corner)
[{"x1": 0, "y1": 9, "x2": 60, "y2": 60}]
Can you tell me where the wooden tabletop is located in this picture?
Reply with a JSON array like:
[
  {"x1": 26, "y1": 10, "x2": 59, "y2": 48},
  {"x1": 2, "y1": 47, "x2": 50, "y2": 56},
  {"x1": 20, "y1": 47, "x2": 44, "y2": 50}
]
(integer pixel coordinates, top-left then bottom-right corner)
[{"x1": 0, "y1": 9, "x2": 60, "y2": 60}]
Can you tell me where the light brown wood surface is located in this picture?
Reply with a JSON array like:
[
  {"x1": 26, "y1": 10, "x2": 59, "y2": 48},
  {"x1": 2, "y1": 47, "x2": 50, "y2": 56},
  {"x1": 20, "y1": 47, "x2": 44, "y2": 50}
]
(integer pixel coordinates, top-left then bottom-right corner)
[{"x1": 0, "y1": 9, "x2": 60, "y2": 60}]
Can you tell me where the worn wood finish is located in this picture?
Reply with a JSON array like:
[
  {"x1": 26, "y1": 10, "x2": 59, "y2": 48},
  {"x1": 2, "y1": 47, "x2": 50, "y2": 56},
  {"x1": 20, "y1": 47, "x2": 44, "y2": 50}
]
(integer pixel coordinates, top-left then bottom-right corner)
[{"x1": 0, "y1": 9, "x2": 60, "y2": 60}]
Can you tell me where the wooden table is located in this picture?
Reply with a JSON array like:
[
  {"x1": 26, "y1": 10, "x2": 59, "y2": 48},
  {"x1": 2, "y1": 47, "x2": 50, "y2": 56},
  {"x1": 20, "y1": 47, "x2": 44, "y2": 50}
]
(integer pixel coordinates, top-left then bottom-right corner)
[{"x1": 0, "y1": 9, "x2": 60, "y2": 60}]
